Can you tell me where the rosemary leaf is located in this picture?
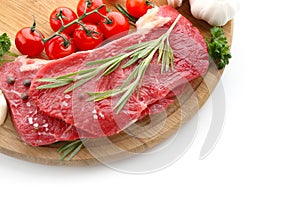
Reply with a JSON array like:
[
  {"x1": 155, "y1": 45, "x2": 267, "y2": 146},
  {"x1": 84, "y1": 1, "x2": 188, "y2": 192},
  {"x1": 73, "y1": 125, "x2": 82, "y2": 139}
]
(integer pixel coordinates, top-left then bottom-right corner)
[
  {"x1": 36, "y1": 78, "x2": 61, "y2": 83},
  {"x1": 137, "y1": 41, "x2": 160, "y2": 59},
  {"x1": 102, "y1": 58, "x2": 124, "y2": 76},
  {"x1": 120, "y1": 66, "x2": 140, "y2": 90},
  {"x1": 165, "y1": 52, "x2": 170, "y2": 73},
  {"x1": 60, "y1": 145, "x2": 77, "y2": 161},
  {"x1": 76, "y1": 67, "x2": 99, "y2": 76},
  {"x1": 56, "y1": 72, "x2": 79, "y2": 80},
  {"x1": 58, "y1": 139, "x2": 82, "y2": 154},
  {"x1": 161, "y1": 43, "x2": 167, "y2": 73},
  {"x1": 122, "y1": 56, "x2": 139, "y2": 69},
  {"x1": 168, "y1": 39, "x2": 175, "y2": 71},
  {"x1": 157, "y1": 41, "x2": 164, "y2": 65},
  {"x1": 114, "y1": 80, "x2": 139, "y2": 113},
  {"x1": 66, "y1": 143, "x2": 83, "y2": 161},
  {"x1": 37, "y1": 81, "x2": 72, "y2": 90},
  {"x1": 58, "y1": 139, "x2": 87, "y2": 161},
  {"x1": 86, "y1": 89, "x2": 118, "y2": 102}
]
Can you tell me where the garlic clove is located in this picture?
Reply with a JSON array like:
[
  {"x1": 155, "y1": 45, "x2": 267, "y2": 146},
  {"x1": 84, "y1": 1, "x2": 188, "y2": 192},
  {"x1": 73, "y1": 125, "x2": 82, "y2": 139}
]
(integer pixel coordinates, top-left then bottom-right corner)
[
  {"x1": 190, "y1": 0, "x2": 240, "y2": 26},
  {"x1": 0, "y1": 90, "x2": 8, "y2": 126}
]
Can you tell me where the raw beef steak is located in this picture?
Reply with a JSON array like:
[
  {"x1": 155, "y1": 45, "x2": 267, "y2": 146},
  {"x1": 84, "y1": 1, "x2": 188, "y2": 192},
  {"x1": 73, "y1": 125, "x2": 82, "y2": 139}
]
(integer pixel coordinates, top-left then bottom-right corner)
[
  {"x1": 30, "y1": 6, "x2": 209, "y2": 138},
  {"x1": 0, "y1": 57, "x2": 92, "y2": 146},
  {"x1": 0, "y1": 56, "x2": 175, "y2": 145}
]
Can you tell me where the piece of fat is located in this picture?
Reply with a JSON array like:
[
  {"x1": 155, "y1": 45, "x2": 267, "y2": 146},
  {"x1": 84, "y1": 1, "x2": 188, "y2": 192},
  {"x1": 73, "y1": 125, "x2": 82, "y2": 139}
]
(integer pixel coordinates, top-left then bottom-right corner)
[
  {"x1": 167, "y1": 0, "x2": 183, "y2": 8},
  {"x1": 0, "y1": 90, "x2": 8, "y2": 126},
  {"x1": 136, "y1": 7, "x2": 171, "y2": 33},
  {"x1": 18, "y1": 56, "x2": 49, "y2": 72}
]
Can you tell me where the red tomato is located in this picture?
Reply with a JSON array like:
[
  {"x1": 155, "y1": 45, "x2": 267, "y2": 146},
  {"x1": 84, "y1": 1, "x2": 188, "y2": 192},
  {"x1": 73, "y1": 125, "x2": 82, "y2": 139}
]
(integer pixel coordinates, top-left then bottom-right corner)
[
  {"x1": 15, "y1": 27, "x2": 44, "y2": 57},
  {"x1": 99, "y1": 12, "x2": 130, "y2": 39},
  {"x1": 49, "y1": 7, "x2": 78, "y2": 35},
  {"x1": 73, "y1": 23, "x2": 103, "y2": 51},
  {"x1": 77, "y1": 0, "x2": 106, "y2": 24},
  {"x1": 126, "y1": 0, "x2": 153, "y2": 18},
  {"x1": 44, "y1": 34, "x2": 76, "y2": 59}
]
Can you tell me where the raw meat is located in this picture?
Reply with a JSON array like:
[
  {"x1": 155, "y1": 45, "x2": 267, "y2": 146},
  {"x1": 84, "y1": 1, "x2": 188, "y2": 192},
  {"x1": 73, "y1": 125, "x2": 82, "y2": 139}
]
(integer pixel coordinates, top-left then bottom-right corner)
[
  {"x1": 0, "y1": 57, "x2": 93, "y2": 146},
  {"x1": 30, "y1": 6, "x2": 209, "y2": 138},
  {"x1": 0, "y1": 56, "x2": 175, "y2": 145}
]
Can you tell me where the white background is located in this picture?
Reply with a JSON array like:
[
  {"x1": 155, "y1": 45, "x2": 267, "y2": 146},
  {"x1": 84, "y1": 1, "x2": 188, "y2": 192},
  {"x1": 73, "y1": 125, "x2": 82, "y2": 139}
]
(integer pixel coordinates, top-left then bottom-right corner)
[{"x1": 1, "y1": 0, "x2": 300, "y2": 199}]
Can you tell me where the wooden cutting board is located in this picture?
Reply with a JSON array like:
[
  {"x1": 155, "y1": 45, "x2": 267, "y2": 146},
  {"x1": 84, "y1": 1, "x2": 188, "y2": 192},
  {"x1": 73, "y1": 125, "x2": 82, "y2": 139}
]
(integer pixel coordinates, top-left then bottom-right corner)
[{"x1": 0, "y1": 0, "x2": 233, "y2": 166}]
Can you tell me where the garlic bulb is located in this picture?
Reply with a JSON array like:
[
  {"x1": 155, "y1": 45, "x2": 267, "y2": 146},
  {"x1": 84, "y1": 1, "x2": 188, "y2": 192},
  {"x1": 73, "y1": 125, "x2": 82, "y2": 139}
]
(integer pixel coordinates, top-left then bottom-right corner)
[
  {"x1": 190, "y1": 0, "x2": 240, "y2": 26},
  {"x1": 0, "y1": 90, "x2": 7, "y2": 126}
]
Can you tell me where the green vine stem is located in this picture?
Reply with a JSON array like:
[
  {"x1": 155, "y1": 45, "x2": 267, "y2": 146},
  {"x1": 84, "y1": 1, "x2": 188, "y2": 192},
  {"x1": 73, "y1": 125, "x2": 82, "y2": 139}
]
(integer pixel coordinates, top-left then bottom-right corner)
[{"x1": 42, "y1": 4, "x2": 109, "y2": 44}]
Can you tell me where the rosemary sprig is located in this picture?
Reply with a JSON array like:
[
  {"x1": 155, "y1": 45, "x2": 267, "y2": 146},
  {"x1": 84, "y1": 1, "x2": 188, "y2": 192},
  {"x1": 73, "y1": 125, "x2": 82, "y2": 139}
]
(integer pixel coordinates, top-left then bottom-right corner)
[
  {"x1": 58, "y1": 139, "x2": 87, "y2": 161},
  {"x1": 37, "y1": 15, "x2": 181, "y2": 113},
  {"x1": 87, "y1": 15, "x2": 180, "y2": 113}
]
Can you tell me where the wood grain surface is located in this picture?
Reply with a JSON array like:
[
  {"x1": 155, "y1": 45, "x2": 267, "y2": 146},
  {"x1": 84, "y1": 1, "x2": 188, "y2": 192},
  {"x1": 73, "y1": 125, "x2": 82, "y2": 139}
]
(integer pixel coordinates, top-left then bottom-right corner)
[{"x1": 0, "y1": 0, "x2": 233, "y2": 166}]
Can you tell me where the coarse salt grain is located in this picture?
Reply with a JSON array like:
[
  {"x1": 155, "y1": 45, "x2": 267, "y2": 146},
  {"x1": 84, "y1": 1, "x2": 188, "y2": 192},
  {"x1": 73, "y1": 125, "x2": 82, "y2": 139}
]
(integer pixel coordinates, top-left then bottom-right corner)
[
  {"x1": 99, "y1": 112, "x2": 105, "y2": 119},
  {"x1": 33, "y1": 123, "x2": 39, "y2": 129},
  {"x1": 28, "y1": 117, "x2": 33, "y2": 125},
  {"x1": 62, "y1": 101, "x2": 68, "y2": 107}
]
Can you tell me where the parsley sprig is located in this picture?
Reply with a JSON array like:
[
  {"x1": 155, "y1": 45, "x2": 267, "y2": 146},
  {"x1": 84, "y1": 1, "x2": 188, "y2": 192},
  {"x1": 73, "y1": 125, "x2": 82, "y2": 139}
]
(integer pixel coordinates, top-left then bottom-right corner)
[
  {"x1": 0, "y1": 33, "x2": 17, "y2": 64},
  {"x1": 206, "y1": 27, "x2": 232, "y2": 69},
  {"x1": 0, "y1": 33, "x2": 11, "y2": 58}
]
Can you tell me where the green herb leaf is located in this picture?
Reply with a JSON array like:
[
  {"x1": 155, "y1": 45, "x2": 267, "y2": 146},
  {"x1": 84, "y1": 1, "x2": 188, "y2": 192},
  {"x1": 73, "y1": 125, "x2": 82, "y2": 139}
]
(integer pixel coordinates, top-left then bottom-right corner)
[
  {"x1": 36, "y1": 81, "x2": 72, "y2": 90},
  {"x1": 0, "y1": 33, "x2": 16, "y2": 64},
  {"x1": 58, "y1": 139, "x2": 87, "y2": 161},
  {"x1": 0, "y1": 33, "x2": 11, "y2": 58},
  {"x1": 206, "y1": 27, "x2": 232, "y2": 69}
]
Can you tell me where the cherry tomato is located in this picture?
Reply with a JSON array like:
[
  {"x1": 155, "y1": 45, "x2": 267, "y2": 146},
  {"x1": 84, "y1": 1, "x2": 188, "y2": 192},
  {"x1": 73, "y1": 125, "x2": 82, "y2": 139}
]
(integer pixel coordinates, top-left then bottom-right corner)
[
  {"x1": 99, "y1": 12, "x2": 130, "y2": 39},
  {"x1": 44, "y1": 34, "x2": 76, "y2": 59},
  {"x1": 15, "y1": 27, "x2": 44, "y2": 57},
  {"x1": 126, "y1": 0, "x2": 153, "y2": 18},
  {"x1": 73, "y1": 23, "x2": 103, "y2": 51},
  {"x1": 77, "y1": 0, "x2": 106, "y2": 24},
  {"x1": 49, "y1": 7, "x2": 78, "y2": 35}
]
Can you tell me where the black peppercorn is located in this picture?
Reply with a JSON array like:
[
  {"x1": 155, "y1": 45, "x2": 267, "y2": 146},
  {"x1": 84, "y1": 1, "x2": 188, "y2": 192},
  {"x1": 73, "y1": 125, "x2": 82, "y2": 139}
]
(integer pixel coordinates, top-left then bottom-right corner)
[
  {"x1": 23, "y1": 79, "x2": 31, "y2": 87},
  {"x1": 21, "y1": 93, "x2": 29, "y2": 100},
  {"x1": 6, "y1": 76, "x2": 15, "y2": 85},
  {"x1": 78, "y1": 94, "x2": 85, "y2": 100}
]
